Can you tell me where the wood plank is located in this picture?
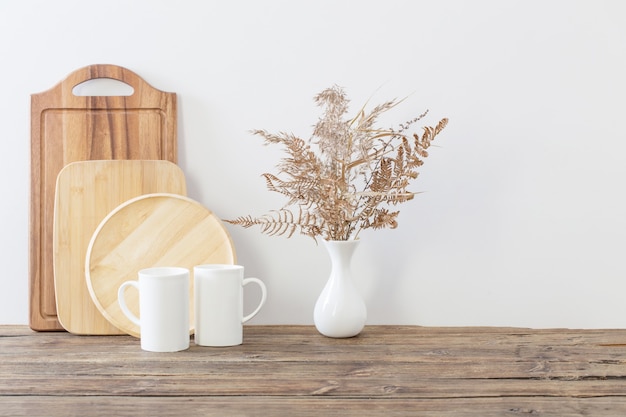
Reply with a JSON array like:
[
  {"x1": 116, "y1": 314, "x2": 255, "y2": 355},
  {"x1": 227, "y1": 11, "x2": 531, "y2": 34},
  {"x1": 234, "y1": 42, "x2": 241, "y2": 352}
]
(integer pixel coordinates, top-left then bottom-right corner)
[
  {"x1": 0, "y1": 326, "x2": 626, "y2": 396},
  {"x1": 2, "y1": 396, "x2": 626, "y2": 417},
  {"x1": 4, "y1": 325, "x2": 626, "y2": 367},
  {"x1": 2, "y1": 321, "x2": 626, "y2": 417},
  {"x1": 2, "y1": 368, "x2": 625, "y2": 398}
]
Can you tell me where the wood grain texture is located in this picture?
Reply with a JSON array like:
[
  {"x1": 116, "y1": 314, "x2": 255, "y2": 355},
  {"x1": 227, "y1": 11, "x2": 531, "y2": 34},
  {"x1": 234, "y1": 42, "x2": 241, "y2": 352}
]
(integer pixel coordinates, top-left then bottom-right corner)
[
  {"x1": 1, "y1": 326, "x2": 626, "y2": 416},
  {"x1": 3, "y1": 397, "x2": 626, "y2": 417},
  {"x1": 53, "y1": 160, "x2": 187, "y2": 335},
  {"x1": 86, "y1": 194, "x2": 236, "y2": 338},
  {"x1": 30, "y1": 64, "x2": 177, "y2": 331}
]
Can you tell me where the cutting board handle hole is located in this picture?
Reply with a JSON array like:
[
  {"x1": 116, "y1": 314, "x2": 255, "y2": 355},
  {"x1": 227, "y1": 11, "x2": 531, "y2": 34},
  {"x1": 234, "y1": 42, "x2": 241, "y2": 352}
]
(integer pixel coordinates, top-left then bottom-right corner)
[{"x1": 72, "y1": 79, "x2": 134, "y2": 96}]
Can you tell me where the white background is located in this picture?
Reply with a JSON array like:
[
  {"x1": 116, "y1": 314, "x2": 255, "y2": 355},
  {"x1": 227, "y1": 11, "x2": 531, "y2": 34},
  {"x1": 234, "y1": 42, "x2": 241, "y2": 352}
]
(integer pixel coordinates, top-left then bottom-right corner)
[{"x1": 1, "y1": 0, "x2": 625, "y2": 328}]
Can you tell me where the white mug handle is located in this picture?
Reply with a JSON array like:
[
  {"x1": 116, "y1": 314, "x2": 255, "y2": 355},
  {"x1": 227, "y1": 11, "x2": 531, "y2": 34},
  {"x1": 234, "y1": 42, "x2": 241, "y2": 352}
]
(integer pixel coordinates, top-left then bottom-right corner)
[
  {"x1": 118, "y1": 281, "x2": 141, "y2": 327},
  {"x1": 242, "y1": 278, "x2": 267, "y2": 323}
]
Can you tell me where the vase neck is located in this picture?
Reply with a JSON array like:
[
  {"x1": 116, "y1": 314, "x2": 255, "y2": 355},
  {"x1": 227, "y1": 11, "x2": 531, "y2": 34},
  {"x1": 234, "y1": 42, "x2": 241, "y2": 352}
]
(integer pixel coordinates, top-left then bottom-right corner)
[{"x1": 323, "y1": 239, "x2": 359, "y2": 271}]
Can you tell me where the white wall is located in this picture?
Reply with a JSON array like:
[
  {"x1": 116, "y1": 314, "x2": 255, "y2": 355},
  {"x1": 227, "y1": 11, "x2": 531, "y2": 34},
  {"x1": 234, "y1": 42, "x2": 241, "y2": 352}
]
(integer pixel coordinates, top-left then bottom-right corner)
[{"x1": 2, "y1": 0, "x2": 625, "y2": 328}]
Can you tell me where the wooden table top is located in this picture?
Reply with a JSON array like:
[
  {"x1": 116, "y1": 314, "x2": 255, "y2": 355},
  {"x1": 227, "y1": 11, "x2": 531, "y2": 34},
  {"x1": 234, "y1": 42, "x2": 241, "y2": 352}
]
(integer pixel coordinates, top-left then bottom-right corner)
[{"x1": 1, "y1": 325, "x2": 626, "y2": 416}]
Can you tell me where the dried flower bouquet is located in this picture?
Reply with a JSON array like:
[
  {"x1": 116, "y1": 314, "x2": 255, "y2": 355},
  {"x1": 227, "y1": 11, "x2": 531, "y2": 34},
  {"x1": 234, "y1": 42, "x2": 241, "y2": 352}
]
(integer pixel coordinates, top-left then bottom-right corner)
[{"x1": 227, "y1": 85, "x2": 448, "y2": 241}]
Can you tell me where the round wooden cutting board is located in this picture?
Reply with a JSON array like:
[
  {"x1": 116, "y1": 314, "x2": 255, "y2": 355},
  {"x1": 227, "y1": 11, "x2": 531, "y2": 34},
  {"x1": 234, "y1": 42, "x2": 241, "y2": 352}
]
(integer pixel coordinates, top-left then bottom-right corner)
[{"x1": 85, "y1": 193, "x2": 236, "y2": 338}]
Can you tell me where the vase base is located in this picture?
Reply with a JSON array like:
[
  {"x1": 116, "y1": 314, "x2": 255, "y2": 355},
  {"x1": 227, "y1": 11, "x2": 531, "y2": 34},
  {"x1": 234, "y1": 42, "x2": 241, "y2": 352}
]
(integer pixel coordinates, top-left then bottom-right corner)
[{"x1": 315, "y1": 325, "x2": 364, "y2": 338}]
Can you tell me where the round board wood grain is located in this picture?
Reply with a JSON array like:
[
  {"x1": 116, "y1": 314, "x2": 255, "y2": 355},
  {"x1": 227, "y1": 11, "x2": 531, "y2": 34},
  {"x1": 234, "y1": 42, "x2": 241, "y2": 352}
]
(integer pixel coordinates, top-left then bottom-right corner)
[{"x1": 85, "y1": 193, "x2": 236, "y2": 338}]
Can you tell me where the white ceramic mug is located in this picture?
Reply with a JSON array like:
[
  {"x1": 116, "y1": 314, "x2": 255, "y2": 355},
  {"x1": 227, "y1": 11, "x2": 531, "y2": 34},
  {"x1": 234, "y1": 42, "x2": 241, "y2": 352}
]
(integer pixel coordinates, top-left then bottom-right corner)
[
  {"x1": 194, "y1": 264, "x2": 267, "y2": 347},
  {"x1": 118, "y1": 267, "x2": 190, "y2": 352}
]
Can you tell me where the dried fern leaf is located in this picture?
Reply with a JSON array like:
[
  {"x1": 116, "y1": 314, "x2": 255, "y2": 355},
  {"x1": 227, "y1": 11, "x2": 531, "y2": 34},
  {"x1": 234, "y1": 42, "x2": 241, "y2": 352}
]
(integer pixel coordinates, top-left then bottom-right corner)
[{"x1": 228, "y1": 86, "x2": 448, "y2": 241}]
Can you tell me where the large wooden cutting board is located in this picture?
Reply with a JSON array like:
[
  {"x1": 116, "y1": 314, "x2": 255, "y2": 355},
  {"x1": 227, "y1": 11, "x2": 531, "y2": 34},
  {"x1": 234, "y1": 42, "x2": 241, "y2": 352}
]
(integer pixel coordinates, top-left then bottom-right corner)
[
  {"x1": 85, "y1": 193, "x2": 236, "y2": 338},
  {"x1": 53, "y1": 160, "x2": 187, "y2": 335},
  {"x1": 30, "y1": 64, "x2": 177, "y2": 331}
]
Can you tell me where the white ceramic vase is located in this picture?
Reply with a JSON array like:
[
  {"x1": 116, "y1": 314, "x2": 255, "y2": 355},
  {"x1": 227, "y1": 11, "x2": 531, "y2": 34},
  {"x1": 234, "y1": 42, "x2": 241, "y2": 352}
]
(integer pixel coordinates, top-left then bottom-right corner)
[{"x1": 314, "y1": 239, "x2": 366, "y2": 338}]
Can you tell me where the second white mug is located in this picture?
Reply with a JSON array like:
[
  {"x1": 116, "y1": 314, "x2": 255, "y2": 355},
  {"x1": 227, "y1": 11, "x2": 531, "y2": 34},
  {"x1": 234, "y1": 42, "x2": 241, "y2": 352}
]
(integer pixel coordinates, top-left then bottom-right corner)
[{"x1": 194, "y1": 264, "x2": 267, "y2": 347}]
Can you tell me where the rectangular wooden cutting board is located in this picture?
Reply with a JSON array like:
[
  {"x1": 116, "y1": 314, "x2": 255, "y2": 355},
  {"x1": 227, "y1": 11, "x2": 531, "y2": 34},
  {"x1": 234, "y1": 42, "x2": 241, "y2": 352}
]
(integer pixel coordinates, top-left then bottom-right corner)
[
  {"x1": 53, "y1": 160, "x2": 187, "y2": 335},
  {"x1": 30, "y1": 64, "x2": 177, "y2": 331}
]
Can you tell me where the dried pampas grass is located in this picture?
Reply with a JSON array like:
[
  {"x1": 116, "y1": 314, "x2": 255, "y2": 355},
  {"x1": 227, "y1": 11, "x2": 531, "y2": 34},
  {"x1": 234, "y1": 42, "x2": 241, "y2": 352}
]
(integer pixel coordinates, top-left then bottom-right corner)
[{"x1": 226, "y1": 85, "x2": 448, "y2": 241}]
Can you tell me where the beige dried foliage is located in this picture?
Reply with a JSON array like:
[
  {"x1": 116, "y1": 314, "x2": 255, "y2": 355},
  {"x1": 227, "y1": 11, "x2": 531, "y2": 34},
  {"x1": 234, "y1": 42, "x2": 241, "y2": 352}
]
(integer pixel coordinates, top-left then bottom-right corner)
[{"x1": 226, "y1": 85, "x2": 448, "y2": 241}]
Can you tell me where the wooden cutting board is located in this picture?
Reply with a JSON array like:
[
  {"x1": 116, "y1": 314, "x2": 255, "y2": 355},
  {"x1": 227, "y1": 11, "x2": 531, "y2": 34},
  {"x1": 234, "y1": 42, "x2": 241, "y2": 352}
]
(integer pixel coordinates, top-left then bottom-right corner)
[
  {"x1": 30, "y1": 64, "x2": 177, "y2": 331},
  {"x1": 85, "y1": 193, "x2": 237, "y2": 338},
  {"x1": 53, "y1": 160, "x2": 187, "y2": 335}
]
